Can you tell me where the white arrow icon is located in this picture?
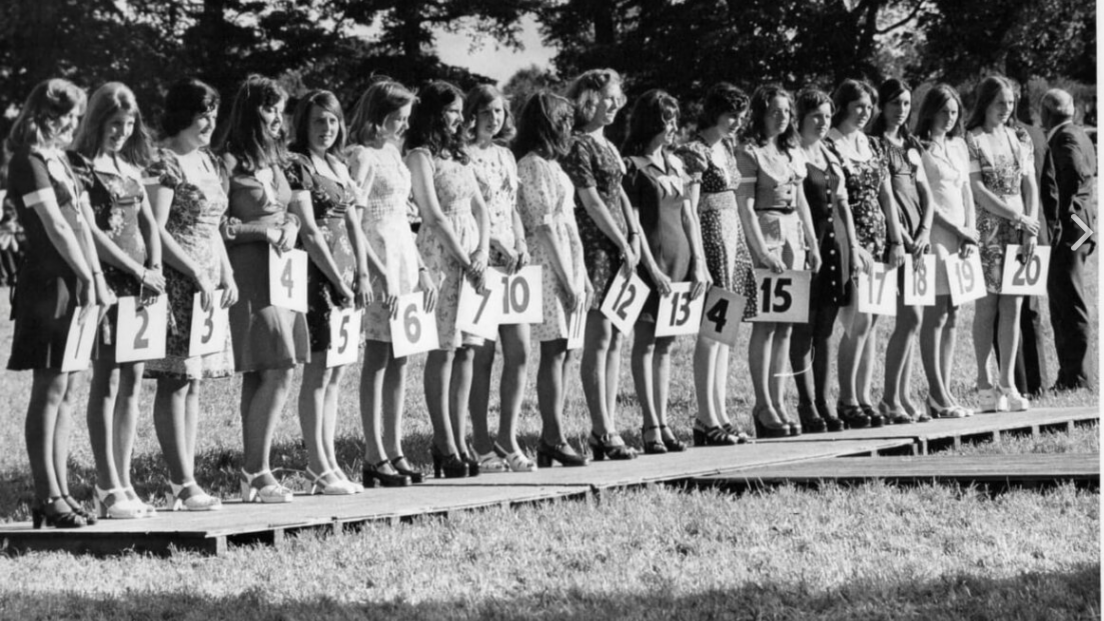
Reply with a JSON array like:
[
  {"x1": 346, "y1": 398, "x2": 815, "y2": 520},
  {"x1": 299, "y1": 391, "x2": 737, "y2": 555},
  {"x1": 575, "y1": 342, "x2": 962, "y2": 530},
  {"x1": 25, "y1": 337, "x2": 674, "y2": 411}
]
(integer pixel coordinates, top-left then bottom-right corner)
[{"x1": 1071, "y1": 214, "x2": 1094, "y2": 250}]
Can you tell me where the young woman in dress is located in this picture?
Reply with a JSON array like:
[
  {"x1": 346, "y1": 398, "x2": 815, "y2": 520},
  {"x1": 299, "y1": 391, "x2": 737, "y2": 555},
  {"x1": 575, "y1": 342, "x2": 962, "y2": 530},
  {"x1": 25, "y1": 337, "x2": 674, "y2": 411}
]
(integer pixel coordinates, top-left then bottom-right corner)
[
  {"x1": 562, "y1": 69, "x2": 640, "y2": 461},
  {"x1": 407, "y1": 81, "x2": 489, "y2": 479},
  {"x1": 870, "y1": 79, "x2": 936, "y2": 424},
  {"x1": 966, "y1": 76, "x2": 1040, "y2": 413},
  {"x1": 827, "y1": 79, "x2": 904, "y2": 429},
  {"x1": 787, "y1": 88, "x2": 853, "y2": 433},
  {"x1": 218, "y1": 75, "x2": 309, "y2": 502},
  {"x1": 7, "y1": 79, "x2": 105, "y2": 529},
  {"x1": 284, "y1": 90, "x2": 365, "y2": 494},
  {"x1": 735, "y1": 85, "x2": 822, "y2": 438},
  {"x1": 465, "y1": 84, "x2": 536, "y2": 472},
  {"x1": 70, "y1": 82, "x2": 165, "y2": 518},
  {"x1": 514, "y1": 91, "x2": 591, "y2": 468},
  {"x1": 347, "y1": 79, "x2": 435, "y2": 486},
  {"x1": 916, "y1": 84, "x2": 977, "y2": 419},
  {"x1": 676, "y1": 83, "x2": 755, "y2": 445},
  {"x1": 146, "y1": 78, "x2": 235, "y2": 512}
]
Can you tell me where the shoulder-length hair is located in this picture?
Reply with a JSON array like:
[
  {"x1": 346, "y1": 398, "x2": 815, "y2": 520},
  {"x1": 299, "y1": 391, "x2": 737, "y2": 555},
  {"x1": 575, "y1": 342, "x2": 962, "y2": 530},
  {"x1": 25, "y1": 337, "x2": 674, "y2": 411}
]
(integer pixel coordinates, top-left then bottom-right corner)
[
  {"x1": 914, "y1": 83, "x2": 965, "y2": 141},
  {"x1": 161, "y1": 78, "x2": 220, "y2": 138},
  {"x1": 869, "y1": 78, "x2": 913, "y2": 140},
  {"x1": 464, "y1": 83, "x2": 516, "y2": 145},
  {"x1": 621, "y1": 89, "x2": 679, "y2": 157},
  {"x1": 71, "y1": 82, "x2": 151, "y2": 166},
  {"x1": 742, "y1": 85, "x2": 798, "y2": 153},
  {"x1": 965, "y1": 75, "x2": 1016, "y2": 132},
  {"x1": 216, "y1": 74, "x2": 288, "y2": 173},
  {"x1": 512, "y1": 91, "x2": 574, "y2": 161},
  {"x1": 347, "y1": 80, "x2": 416, "y2": 146},
  {"x1": 6, "y1": 78, "x2": 87, "y2": 152},
  {"x1": 564, "y1": 68, "x2": 624, "y2": 130},
  {"x1": 831, "y1": 79, "x2": 877, "y2": 128},
  {"x1": 795, "y1": 88, "x2": 833, "y2": 135},
  {"x1": 289, "y1": 89, "x2": 346, "y2": 158},
  {"x1": 698, "y1": 82, "x2": 749, "y2": 129},
  {"x1": 405, "y1": 81, "x2": 467, "y2": 163}
]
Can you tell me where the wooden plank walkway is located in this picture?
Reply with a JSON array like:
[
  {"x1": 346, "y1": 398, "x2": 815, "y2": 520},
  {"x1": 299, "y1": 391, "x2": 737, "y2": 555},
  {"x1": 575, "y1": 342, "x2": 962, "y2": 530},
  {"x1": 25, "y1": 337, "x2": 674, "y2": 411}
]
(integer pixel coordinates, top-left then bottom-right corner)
[{"x1": 692, "y1": 452, "x2": 1100, "y2": 491}]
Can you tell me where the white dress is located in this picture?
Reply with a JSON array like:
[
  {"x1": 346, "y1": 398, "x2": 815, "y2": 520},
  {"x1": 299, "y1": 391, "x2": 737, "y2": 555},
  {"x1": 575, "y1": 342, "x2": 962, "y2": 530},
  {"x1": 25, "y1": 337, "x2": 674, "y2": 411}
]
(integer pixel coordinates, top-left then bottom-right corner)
[{"x1": 921, "y1": 137, "x2": 970, "y2": 296}]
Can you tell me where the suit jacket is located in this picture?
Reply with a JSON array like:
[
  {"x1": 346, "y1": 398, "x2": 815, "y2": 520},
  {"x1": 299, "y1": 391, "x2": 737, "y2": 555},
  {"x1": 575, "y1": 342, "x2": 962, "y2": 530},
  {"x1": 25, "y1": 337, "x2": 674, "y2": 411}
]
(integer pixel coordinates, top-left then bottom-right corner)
[{"x1": 1041, "y1": 123, "x2": 1097, "y2": 249}]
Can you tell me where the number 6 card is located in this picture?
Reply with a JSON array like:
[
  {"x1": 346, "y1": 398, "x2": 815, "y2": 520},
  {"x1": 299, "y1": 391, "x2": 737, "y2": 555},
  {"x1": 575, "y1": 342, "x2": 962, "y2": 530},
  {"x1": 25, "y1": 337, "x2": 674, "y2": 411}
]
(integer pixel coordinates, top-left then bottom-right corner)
[
  {"x1": 600, "y1": 269, "x2": 649, "y2": 334},
  {"x1": 945, "y1": 251, "x2": 987, "y2": 305},
  {"x1": 390, "y1": 292, "x2": 438, "y2": 359},
  {"x1": 654, "y1": 282, "x2": 704, "y2": 338},
  {"x1": 1000, "y1": 245, "x2": 1050, "y2": 296},
  {"x1": 115, "y1": 295, "x2": 168, "y2": 363},
  {"x1": 269, "y1": 247, "x2": 308, "y2": 313},
  {"x1": 457, "y1": 276, "x2": 503, "y2": 341},
  {"x1": 903, "y1": 254, "x2": 936, "y2": 306},
  {"x1": 698, "y1": 286, "x2": 746, "y2": 347}
]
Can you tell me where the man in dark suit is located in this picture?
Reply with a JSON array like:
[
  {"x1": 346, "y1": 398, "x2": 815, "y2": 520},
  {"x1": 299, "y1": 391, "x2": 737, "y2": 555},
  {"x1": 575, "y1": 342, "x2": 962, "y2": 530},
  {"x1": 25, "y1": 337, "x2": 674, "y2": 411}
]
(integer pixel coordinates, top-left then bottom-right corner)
[{"x1": 1041, "y1": 89, "x2": 1096, "y2": 391}]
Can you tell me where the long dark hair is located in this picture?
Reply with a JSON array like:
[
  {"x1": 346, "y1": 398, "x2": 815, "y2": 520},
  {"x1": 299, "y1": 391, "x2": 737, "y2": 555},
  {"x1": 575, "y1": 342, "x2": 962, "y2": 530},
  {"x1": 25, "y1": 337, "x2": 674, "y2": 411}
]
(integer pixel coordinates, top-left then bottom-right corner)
[
  {"x1": 965, "y1": 76, "x2": 1016, "y2": 132},
  {"x1": 831, "y1": 79, "x2": 877, "y2": 129},
  {"x1": 6, "y1": 78, "x2": 86, "y2": 152},
  {"x1": 914, "y1": 84, "x2": 965, "y2": 141},
  {"x1": 347, "y1": 79, "x2": 416, "y2": 146},
  {"x1": 72, "y1": 82, "x2": 152, "y2": 166},
  {"x1": 405, "y1": 81, "x2": 468, "y2": 164},
  {"x1": 513, "y1": 91, "x2": 573, "y2": 161},
  {"x1": 742, "y1": 85, "x2": 798, "y2": 153},
  {"x1": 161, "y1": 78, "x2": 219, "y2": 138},
  {"x1": 216, "y1": 74, "x2": 288, "y2": 173},
  {"x1": 621, "y1": 89, "x2": 679, "y2": 157},
  {"x1": 288, "y1": 89, "x2": 346, "y2": 158},
  {"x1": 869, "y1": 78, "x2": 913, "y2": 141}
]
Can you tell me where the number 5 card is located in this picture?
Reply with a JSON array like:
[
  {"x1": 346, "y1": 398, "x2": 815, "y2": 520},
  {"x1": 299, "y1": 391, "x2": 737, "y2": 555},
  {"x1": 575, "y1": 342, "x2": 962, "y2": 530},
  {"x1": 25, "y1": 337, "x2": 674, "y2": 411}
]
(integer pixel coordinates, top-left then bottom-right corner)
[
  {"x1": 698, "y1": 286, "x2": 747, "y2": 347},
  {"x1": 749, "y1": 269, "x2": 811, "y2": 323},
  {"x1": 115, "y1": 295, "x2": 168, "y2": 363},
  {"x1": 600, "y1": 269, "x2": 649, "y2": 335},
  {"x1": 945, "y1": 251, "x2": 987, "y2": 306},
  {"x1": 326, "y1": 306, "x2": 362, "y2": 367},
  {"x1": 457, "y1": 276, "x2": 503, "y2": 341},
  {"x1": 654, "y1": 282, "x2": 704, "y2": 338},
  {"x1": 390, "y1": 292, "x2": 438, "y2": 359},
  {"x1": 269, "y1": 247, "x2": 308, "y2": 313},
  {"x1": 1000, "y1": 245, "x2": 1050, "y2": 296}
]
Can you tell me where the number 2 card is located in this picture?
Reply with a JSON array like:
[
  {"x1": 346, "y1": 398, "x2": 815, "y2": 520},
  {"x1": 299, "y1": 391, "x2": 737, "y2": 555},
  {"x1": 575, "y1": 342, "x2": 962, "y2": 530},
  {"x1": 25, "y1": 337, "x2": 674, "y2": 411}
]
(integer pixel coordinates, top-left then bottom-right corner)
[
  {"x1": 115, "y1": 295, "x2": 168, "y2": 363},
  {"x1": 1000, "y1": 245, "x2": 1050, "y2": 296}
]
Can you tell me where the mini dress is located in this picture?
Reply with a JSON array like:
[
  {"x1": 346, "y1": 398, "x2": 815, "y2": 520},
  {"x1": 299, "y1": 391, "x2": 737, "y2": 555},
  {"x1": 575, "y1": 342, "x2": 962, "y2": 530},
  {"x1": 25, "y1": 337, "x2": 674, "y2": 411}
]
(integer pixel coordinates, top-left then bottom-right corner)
[
  {"x1": 922, "y1": 137, "x2": 971, "y2": 296},
  {"x1": 470, "y1": 144, "x2": 520, "y2": 268},
  {"x1": 736, "y1": 142, "x2": 808, "y2": 269}
]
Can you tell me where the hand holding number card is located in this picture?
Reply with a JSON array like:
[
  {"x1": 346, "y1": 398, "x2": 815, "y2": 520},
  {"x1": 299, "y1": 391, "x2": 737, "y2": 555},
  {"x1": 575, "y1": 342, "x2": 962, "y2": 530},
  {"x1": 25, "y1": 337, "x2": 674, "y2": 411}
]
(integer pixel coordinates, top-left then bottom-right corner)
[
  {"x1": 115, "y1": 295, "x2": 168, "y2": 363},
  {"x1": 1000, "y1": 245, "x2": 1050, "y2": 296},
  {"x1": 188, "y1": 290, "x2": 230, "y2": 357},
  {"x1": 496, "y1": 265, "x2": 543, "y2": 325},
  {"x1": 390, "y1": 292, "x2": 438, "y2": 358},
  {"x1": 268, "y1": 247, "x2": 308, "y2": 313},
  {"x1": 457, "y1": 276, "x2": 503, "y2": 341},
  {"x1": 749, "y1": 269, "x2": 811, "y2": 323},
  {"x1": 856, "y1": 262, "x2": 898, "y2": 316},
  {"x1": 60, "y1": 305, "x2": 101, "y2": 372},
  {"x1": 600, "y1": 269, "x2": 649, "y2": 334},
  {"x1": 698, "y1": 287, "x2": 747, "y2": 347},
  {"x1": 654, "y1": 282, "x2": 704, "y2": 338},
  {"x1": 326, "y1": 306, "x2": 363, "y2": 367},
  {"x1": 945, "y1": 251, "x2": 987, "y2": 305},
  {"x1": 903, "y1": 254, "x2": 936, "y2": 307},
  {"x1": 565, "y1": 300, "x2": 586, "y2": 350}
]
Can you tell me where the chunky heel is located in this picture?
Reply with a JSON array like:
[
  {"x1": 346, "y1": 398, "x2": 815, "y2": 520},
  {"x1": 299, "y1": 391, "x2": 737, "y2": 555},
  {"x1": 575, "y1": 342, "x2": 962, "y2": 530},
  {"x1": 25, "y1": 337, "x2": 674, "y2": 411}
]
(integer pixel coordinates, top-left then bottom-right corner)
[
  {"x1": 797, "y1": 402, "x2": 827, "y2": 433},
  {"x1": 430, "y1": 445, "x2": 469, "y2": 479},
  {"x1": 752, "y1": 405, "x2": 790, "y2": 439},
  {"x1": 537, "y1": 440, "x2": 589, "y2": 467},
  {"x1": 363, "y1": 461, "x2": 412, "y2": 487},
  {"x1": 239, "y1": 468, "x2": 293, "y2": 503},
  {"x1": 391, "y1": 456, "x2": 426, "y2": 484},
  {"x1": 167, "y1": 480, "x2": 222, "y2": 511},
  {"x1": 837, "y1": 402, "x2": 869, "y2": 429},
  {"x1": 640, "y1": 426, "x2": 667, "y2": 455},
  {"x1": 692, "y1": 420, "x2": 739, "y2": 446},
  {"x1": 588, "y1": 433, "x2": 637, "y2": 460},
  {"x1": 536, "y1": 452, "x2": 553, "y2": 469},
  {"x1": 94, "y1": 486, "x2": 145, "y2": 519}
]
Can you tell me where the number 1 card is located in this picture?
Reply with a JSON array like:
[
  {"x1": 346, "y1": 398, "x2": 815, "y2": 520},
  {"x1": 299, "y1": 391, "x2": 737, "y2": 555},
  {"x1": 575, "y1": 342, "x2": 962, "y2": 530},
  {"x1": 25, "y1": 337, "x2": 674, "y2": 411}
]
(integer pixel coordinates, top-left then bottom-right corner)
[{"x1": 1000, "y1": 245, "x2": 1050, "y2": 296}]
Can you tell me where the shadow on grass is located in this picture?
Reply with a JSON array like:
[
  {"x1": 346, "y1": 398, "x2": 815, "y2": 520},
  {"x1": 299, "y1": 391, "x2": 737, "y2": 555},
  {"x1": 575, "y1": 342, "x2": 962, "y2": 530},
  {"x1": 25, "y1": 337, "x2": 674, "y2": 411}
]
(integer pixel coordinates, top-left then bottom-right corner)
[{"x1": 0, "y1": 563, "x2": 1098, "y2": 620}]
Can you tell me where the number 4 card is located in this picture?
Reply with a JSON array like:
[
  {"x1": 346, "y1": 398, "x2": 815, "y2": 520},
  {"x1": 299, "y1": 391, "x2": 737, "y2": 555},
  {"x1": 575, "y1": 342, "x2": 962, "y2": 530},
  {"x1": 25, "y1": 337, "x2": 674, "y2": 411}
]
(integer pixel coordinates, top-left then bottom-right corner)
[
  {"x1": 600, "y1": 269, "x2": 649, "y2": 335},
  {"x1": 698, "y1": 286, "x2": 747, "y2": 347},
  {"x1": 269, "y1": 247, "x2": 308, "y2": 313},
  {"x1": 1000, "y1": 245, "x2": 1050, "y2": 296},
  {"x1": 856, "y1": 262, "x2": 897, "y2": 316},
  {"x1": 115, "y1": 295, "x2": 168, "y2": 363},
  {"x1": 654, "y1": 282, "x2": 704, "y2": 338}
]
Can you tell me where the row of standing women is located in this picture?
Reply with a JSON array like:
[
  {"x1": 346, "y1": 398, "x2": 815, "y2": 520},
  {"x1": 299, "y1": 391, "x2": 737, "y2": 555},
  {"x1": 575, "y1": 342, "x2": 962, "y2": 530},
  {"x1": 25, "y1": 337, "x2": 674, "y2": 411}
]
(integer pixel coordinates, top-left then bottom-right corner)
[{"x1": 8, "y1": 69, "x2": 1040, "y2": 529}]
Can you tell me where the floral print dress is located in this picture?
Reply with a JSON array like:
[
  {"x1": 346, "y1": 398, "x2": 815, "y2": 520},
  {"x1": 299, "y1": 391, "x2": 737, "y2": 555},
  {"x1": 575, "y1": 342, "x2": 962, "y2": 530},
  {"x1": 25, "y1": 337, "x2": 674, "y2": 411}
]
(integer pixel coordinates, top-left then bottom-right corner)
[
  {"x1": 827, "y1": 129, "x2": 889, "y2": 261},
  {"x1": 470, "y1": 144, "x2": 519, "y2": 268}
]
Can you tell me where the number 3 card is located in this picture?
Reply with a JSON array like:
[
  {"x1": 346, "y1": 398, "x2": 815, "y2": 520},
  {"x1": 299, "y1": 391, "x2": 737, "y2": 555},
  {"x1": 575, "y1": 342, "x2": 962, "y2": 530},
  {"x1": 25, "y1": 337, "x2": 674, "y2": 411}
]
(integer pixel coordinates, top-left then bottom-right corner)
[
  {"x1": 749, "y1": 269, "x2": 811, "y2": 323},
  {"x1": 457, "y1": 276, "x2": 503, "y2": 341},
  {"x1": 903, "y1": 254, "x2": 936, "y2": 307},
  {"x1": 115, "y1": 295, "x2": 168, "y2": 363},
  {"x1": 654, "y1": 282, "x2": 704, "y2": 338},
  {"x1": 269, "y1": 247, "x2": 308, "y2": 313},
  {"x1": 600, "y1": 269, "x2": 649, "y2": 334},
  {"x1": 390, "y1": 292, "x2": 438, "y2": 359},
  {"x1": 1000, "y1": 245, "x2": 1050, "y2": 296},
  {"x1": 856, "y1": 262, "x2": 898, "y2": 316},
  {"x1": 188, "y1": 290, "x2": 230, "y2": 357},
  {"x1": 326, "y1": 306, "x2": 362, "y2": 367},
  {"x1": 698, "y1": 286, "x2": 747, "y2": 347},
  {"x1": 945, "y1": 251, "x2": 987, "y2": 306}
]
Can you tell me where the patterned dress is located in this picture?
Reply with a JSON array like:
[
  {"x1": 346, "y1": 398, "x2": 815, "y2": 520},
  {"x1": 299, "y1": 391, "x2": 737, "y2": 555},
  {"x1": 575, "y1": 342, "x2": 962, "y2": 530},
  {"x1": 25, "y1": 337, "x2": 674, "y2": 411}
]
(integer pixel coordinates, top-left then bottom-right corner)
[
  {"x1": 411, "y1": 148, "x2": 481, "y2": 350},
  {"x1": 517, "y1": 154, "x2": 585, "y2": 341},
  {"x1": 966, "y1": 126, "x2": 1035, "y2": 293},
  {"x1": 563, "y1": 133, "x2": 630, "y2": 310},
  {"x1": 736, "y1": 142, "x2": 808, "y2": 270},
  {"x1": 470, "y1": 144, "x2": 519, "y2": 268},
  {"x1": 922, "y1": 137, "x2": 971, "y2": 296},
  {"x1": 348, "y1": 144, "x2": 421, "y2": 343},
  {"x1": 827, "y1": 129, "x2": 889, "y2": 261},
  {"x1": 676, "y1": 135, "x2": 757, "y2": 319},
  {"x1": 143, "y1": 148, "x2": 234, "y2": 380},
  {"x1": 284, "y1": 152, "x2": 358, "y2": 352}
]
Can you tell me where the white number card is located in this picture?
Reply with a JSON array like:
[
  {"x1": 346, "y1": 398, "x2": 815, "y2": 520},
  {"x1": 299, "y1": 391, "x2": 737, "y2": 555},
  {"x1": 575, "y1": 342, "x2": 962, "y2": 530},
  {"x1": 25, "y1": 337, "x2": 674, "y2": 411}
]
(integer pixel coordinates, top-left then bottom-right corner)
[
  {"x1": 1000, "y1": 245, "x2": 1050, "y2": 296},
  {"x1": 115, "y1": 295, "x2": 168, "y2": 363},
  {"x1": 268, "y1": 247, "x2": 308, "y2": 313},
  {"x1": 698, "y1": 287, "x2": 747, "y2": 347},
  {"x1": 457, "y1": 276, "x2": 503, "y2": 341},
  {"x1": 600, "y1": 269, "x2": 649, "y2": 334},
  {"x1": 945, "y1": 251, "x2": 987, "y2": 305},
  {"x1": 856, "y1": 262, "x2": 897, "y2": 316},
  {"x1": 565, "y1": 301, "x2": 586, "y2": 350},
  {"x1": 654, "y1": 282, "x2": 704, "y2": 338},
  {"x1": 60, "y1": 306, "x2": 101, "y2": 372},
  {"x1": 326, "y1": 306, "x2": 362, "y2": 368},
  {"x1": 750, "y1": 269, "x2": 811, "y2": 323},
  {"x1": 188, "y1": 290, "x2": 230, "y2": 357},
  {"x1": 496, "y1": 266, "x2": 543, "y2": 325},
  {"x1": 903, "y1": 254, "x2": 936, "y2": 307},
  {"x1": 390, "y1": 292, "x2": 438, "y2": 359}
]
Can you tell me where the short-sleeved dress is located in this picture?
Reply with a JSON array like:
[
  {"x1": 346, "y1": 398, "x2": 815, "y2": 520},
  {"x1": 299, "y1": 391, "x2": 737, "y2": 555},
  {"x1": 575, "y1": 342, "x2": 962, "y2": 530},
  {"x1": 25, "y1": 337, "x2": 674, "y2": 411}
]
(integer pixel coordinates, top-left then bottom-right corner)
[
  {"x1": 803, "y1": 144, "x2": 849, "y2": 306},
  {"x1": 411, "y1": 148, "x2": 482, "y2": 350},
  {"x1": 7, "y1": 148, "x2": 87, "y2": 370},
  {"x1": 70, "y1": 154, "x2": 148, "y2": 362},
  {"x1": 284, "y1": 152, "x2": 358, "y2": 352},
  {"x1": 563, "y1": 133, "x2": 631, "y2": 310},
  {"x1": 922, "y1": 137, "x2": 971, "y2": 296},
  {"x1": 736, "y1": 142, "x2": 808, "y2": 270},
  {"x1": 880, "y1": 135, "x2": 926, "y2": 239},
  {"x1": 966, "y1": 126, "x2": 1035, "y2": 293},
  {"x1": 517, "y1": 153, "x2": 585, "y2": 341},
  {"x1": 676, "y1": 136, "x2": 757, "y2": 318},
  {"x1": 223, "y1": 160, "x2": 310, "y2": 371},
  {"x1": 827, "y1": 129, "x2": 889, "y2": 261},
  {"x1": 624, "y1": 153, "x2": 692, "y2": 323},
  {"x1": 348, "y1": 144, "x2": 420, "y2": 343},
  {"x1": 143, "y1": 148, "x2": 234, "y2": 380},
  {"x1": 470, "y1": 144, "x2": 520, "y2": 268}
]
